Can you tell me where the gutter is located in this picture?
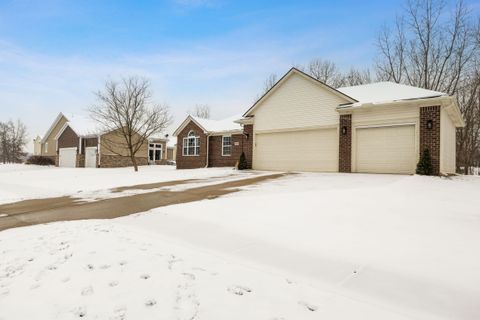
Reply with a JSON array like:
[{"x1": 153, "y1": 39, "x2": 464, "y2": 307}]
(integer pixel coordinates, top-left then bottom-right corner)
[{"x1": 205, "y1": 135, "x2": 210, "y2": 168}]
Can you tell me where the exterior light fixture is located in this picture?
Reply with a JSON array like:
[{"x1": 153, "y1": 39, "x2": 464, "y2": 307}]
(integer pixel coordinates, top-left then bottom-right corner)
[
  {"x1": 427, "y1": 120, "x2": 433, "y2": 130},
  {"x1": 342, "y1": 126, "x2": 348, "y2": 135}
]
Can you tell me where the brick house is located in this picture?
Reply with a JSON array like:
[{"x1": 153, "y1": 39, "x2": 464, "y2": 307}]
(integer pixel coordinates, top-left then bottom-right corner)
[
  {"x1": 38, "y1": 113, "x2": 171, "y2": 168},
  {"x1": 174, "y1": 68, "x2": 464, "y2": 175},
  {"x1": 173, "y1": 115, "x2": 253, "y2": 169}
]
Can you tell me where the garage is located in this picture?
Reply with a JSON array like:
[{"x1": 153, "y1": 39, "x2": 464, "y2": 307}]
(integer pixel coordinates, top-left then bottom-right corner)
[
  {"x1": 58, "y1": 147, "x2": 77, "y2": 168},
  {"x1": 254, "y1": 128, "x2": 338, "y2": 172},
  {"x1": 355, "y1": 125, "x2": 416, "y2": 174}
]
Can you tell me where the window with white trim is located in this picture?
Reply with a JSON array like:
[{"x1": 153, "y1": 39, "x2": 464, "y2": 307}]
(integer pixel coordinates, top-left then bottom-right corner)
[
  {"x1": 44, "y1": 142, "x2": 48, "y2": 153},
  {"x1": 149, "y1": 143, "x2": 163, "y2": 162},
  {"x1": 183, "y1": 131, "x2": 200, "y2": 156},
  {"x1": 222, "y1": 136, "x2": 231, "y2": 156}
]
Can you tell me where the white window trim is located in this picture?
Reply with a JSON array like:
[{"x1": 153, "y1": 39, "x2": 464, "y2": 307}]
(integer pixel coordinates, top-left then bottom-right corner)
[
  {"x1": 222, "y1": 135, "x2": 232, "y2": 156},
  {"x1": 149, "y1": 143, "x2": 163, "y2": 161},
  {"x1": 44, "y1": 142, "x2": 48, "y2": 153},
  {"x1": 182, "y1": 135, "x2": 200, "y2": 156}
]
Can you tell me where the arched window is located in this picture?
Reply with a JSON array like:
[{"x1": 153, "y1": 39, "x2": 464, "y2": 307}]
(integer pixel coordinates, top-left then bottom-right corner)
[{"x1": 183, "y1": 131, "x2": 200, "y2": 156}]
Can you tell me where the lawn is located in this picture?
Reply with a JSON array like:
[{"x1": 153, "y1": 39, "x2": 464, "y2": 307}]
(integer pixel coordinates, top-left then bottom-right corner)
[{"x1": 0, "y1": 168, "x2": 479, "y2": 319}]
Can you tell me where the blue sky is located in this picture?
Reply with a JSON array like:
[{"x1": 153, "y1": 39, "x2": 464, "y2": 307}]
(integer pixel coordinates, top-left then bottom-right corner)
[{"x1": 0, "y1": 0, "x2": 475, "y2": 150}]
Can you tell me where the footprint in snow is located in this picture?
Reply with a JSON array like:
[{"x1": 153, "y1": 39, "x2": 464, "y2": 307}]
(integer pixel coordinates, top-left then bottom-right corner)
[
  {"x1": 109, "y1": 281, "x2": 119, "y2": 287},
  {"x1": 99, "y1": 264, "x2": 111, "y2": 270},
  {"x1": 119, "y1": 260, "x2": 127, "y2": 266},
  {"x1": 86, "y1": 264, "x2": 94, "y2": 271},
  {"x1": 182, "y1": 272, "x2": 196, "y2": 280},
  {"x1": 81, "y1": 286, "x2": 94, "y2": 296},
  {"x1": 47, "y1": 265, "x2": 57, "y2": 271},
  {"x1": 140, "y1": 274, "x2": 150, "y2": 280},
  {"x1": 145, "y1": 299, "x2": 157, "y2": 307},
  {"x1": 111, "y1": 305, "x2": 127, "y2": 320},
  {"x1": 227, "y1": 285, "x2": 252, "y2": 296},
  {"x1": 73, "y1": 306, "x2": 87, "y2": 318},
  {"x1": 298, "y1": 301, "x2": 318, "y2": 312}
]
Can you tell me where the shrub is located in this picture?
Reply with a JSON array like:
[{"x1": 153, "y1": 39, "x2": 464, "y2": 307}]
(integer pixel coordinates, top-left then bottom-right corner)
[
  {"x1": 25, "y1": 155, "x2": 55, "y2": 166},
  {"x1": 416, "y1": 149, "x2": 433, "y2": 175},
  {"x1": 238, "y1": 152, "x2": 248, "y2": 170}
]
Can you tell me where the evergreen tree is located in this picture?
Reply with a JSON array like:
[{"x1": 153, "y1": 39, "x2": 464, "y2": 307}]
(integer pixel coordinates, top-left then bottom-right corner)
[
  {"x1": 238, "y1": 152, "x2": 248, "y2": 170},
  {"x1": 416, "y1": 149, "x2": 433, "y2": 175}
]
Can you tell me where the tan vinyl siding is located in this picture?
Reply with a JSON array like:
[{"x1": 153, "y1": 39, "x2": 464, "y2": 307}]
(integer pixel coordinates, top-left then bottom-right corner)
[
  {"x1": 253, "y1": 73, "x2": 349, "y2": 132},
  {"x1": 440, "y1": 107, "x2": 456, "y2": 174},
  {"x1": 100, "y1": 129, "x2": 148, "y2": 158},
  {"x1": 351, "y1": 104, "x2": 420, "y2": 173},
  {"x1": 41, "y1": 116, "x2": 68, "y2": 156}
]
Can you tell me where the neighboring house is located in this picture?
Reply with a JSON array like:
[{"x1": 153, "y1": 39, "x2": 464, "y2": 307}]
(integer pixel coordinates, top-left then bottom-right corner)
[
  {"x1": 33, "y1": 135, "x2": 42, "y2": 155},
  {"x1": 173, "y1": 115, "x2": 251, "y2": 169},
  {"x1": 173, "y1": 68, "x2": 464, "y2": 175},
  {"x1": 39, "y1": 113, "x2": 69, "y2": 162},
  {"x1": 40, "y1": 113, "x2": 169, "y2": 168},
  {"x1": 166, "y1": 138, "x2": 176, "y2": 161}
]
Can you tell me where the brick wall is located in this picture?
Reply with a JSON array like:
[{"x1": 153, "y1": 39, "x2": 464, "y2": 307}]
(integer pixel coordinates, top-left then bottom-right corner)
[
  {"x1": 420, "y1": 106, "x2": 441, "y2": 175},
  {"x1": 338, "y1": 114, "x2": 352, "y2": 173},
  {"x1": 100, "y1": 155, "x2": 148, "y2": 168},
  {"x1": 175, "y1": 121, "x2": 208, "y2": 169},
  {"x1": 208, "y1": 134, "x2": 243, "y2": 167},
  {"x1": 243, "y1": 124, "x2": 253, "y2": 169}
]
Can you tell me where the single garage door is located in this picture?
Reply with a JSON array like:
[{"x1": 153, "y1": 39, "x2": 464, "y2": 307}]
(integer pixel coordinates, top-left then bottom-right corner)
[
  {"x1": 356, "y1": 125, "x2": 416, "y2": 174},
  {"x1": 58, "y1": 147, "x2": 77, "y2": 167},
  {"x1": 254, "y1": 128, "x2": 338, "y2": 172},
  {"x1": 85, "y1": 147, "x2": 97, "y2": 168}
]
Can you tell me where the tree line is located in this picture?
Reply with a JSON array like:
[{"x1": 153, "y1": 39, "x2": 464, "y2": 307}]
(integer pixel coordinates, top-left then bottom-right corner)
[
  {"x1": 0, "y1": 120, "x2": 28, "y2": 164},
  {"x1": 262, "y1": 0, "x2": 479, "y2": 174}
]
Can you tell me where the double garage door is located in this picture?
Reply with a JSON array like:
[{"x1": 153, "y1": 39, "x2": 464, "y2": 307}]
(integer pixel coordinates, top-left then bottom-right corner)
[
  {"x1": 254, "y1": 128, "x2": 338, "y2": 172},
  {"x1": 253, "y1": 125, "x2": 416, "y2": 174}
]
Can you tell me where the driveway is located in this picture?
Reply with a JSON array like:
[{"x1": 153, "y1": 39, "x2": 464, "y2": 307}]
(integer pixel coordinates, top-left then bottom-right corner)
[{"x1": 0, "y1": 173, "x2": 285, "y2": 231}]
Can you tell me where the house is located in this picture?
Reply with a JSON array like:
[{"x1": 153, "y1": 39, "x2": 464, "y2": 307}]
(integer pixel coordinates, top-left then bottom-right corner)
[
  {"x1": 39, "y1": 113, "x2": 170, "y2": 168},
  {"x1": 173, "y1": 115, "x2": 252, "y2": 169},
  {"x1": 174, "y1": 68, "x2": 464, "y2": 175}
]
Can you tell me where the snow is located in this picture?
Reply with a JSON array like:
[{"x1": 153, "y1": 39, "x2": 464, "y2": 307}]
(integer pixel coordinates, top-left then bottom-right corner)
[
  {"x1": 0, "y1": 164, "x2": 241, "y2": 204},
  {"x1": 191, "y1": 114, "x2": 242, "y2": 133},
  {"x1": 1, "y1": 172, "x2": 479, "y2": 319},
  {"x1": 65, "y1": 114, "x2": 100, "y2": 136},
  {"x1": 338, "y1": 82, "x2": 447, "y2": 105}
]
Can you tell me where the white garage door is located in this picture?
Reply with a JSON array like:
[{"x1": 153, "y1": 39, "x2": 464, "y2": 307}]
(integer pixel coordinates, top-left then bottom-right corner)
[
  {"x1": 356, "y1": 125, "x2": 416, "y2": 174},
  {"x1": 85, "y1": 147, "x2": 97, "y2": 168},
  {"x1": 254, "y1": 128, "x2": 338, "y2": 172},
  {"x1": 58, "y1": 147, "x2": 77, "y2": 168}
]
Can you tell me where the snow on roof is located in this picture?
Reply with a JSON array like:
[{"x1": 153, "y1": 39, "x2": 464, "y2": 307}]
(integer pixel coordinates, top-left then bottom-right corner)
[
  {"x1": 66, "y1": 114, "x2": 100, "y2": 136},
  {"x1": 191, "y1": 114, "x2": 242, "y2": 133},
  {"x1": 337, "y1": 82, "x2": 447, "y2": 105}
]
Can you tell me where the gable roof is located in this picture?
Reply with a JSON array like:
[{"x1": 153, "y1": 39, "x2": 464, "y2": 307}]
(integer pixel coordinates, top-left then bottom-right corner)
[
  {"x1": 54, "y1": 114, "x2": 100, "y2": 141},
  {"x1": 173, "y1": 114, "x2": 242, "y2": 137},
  {"x1": 337, "y1": 82, "x2": 447, "y2": 106},
  {"x1": 41, "y1": 112, "x2": 68, "y2": 143},
  {"x1": 243, "y1": 67, "x2": 358, "y2": 117}
]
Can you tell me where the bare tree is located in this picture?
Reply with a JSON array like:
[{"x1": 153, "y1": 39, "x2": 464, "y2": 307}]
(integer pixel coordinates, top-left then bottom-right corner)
[
  {"x1": 337, "y1": 68, "x2": 372, "y2": 87},
  {"x1": 190, "y1": 104, "x2": 211, "y2": 119},
  {"x1": 376, "y1": 0, "x2": 478, "y2": 93},
  {"x1": 306, "y1": 59, "x2": 343, "y2": 86},
  {"x1": 263, "y1": 73, "x2": 278, "y2": 94},
  {"x1": 0, "y1": 119, "x2": 28, "y2": 163},
  {"x1": 90, "y1": 77, "x2": 172, "y2": 172}
]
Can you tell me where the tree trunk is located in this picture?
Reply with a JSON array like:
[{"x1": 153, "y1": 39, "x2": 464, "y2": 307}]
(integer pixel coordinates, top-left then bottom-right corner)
[{"x1": 131, "y1": 155, "x2": 138, "y2": 172}]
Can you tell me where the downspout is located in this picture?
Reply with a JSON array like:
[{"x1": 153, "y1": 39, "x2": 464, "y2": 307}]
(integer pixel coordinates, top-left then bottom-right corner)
[
  {"x1": 205, "y1": 133, "x2": 210, "y2": 168},
  {"x1": 97, "y1": 134, "x2": 101, "y2": 167}
]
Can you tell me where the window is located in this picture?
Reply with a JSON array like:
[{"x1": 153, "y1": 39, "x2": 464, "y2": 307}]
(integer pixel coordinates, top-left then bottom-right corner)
[
  {"x1": 222, "y1": 136, "x2": 232, "y2": 156},
  {"x1": 44, "y1": 142, "x2": 48, "y2": 153},
  {"x1": 149, "y1": 143, "x2": 163, "y2": 162},
  {"x1": 183, "y1": 131, "x2": 200, "y2": 156}
]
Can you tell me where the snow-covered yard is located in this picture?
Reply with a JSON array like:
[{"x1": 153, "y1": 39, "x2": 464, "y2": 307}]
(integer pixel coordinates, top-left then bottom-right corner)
[
  {"x1": 0, "y1": 164, "x2": 248, "y2": 204},
  {"x1": 1, "y1": 169, "x2": 479, "y2": 319}
]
